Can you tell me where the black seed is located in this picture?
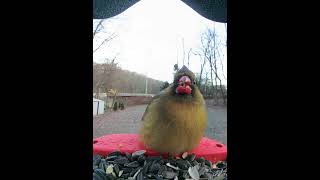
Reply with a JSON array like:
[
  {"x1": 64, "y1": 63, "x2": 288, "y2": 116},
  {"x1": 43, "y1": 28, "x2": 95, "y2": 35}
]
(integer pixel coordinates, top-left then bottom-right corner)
[
  {"x1": 201, "y1": 161, "x2": 206, "y2": 167},
  {"x1": 168, "y1": 154, "x2": 174, "y2": 160},
  {"x1": 93, "y1": 155, "x2": 102, "y2": 164},
  {"x1": 216, "y1": 162, "x2": 226, "y2": 169},
  {"x1": 106, "y1": 156, "x2": 118, "y2": 161},
  {"x1": 93, "y1": 165, "x2": 99, "y2": 171},
  {"x1": 157, "y1": 165, "x2": 166, "y2": 175},
  {"x1": 121, "y1": 173, "x2": 129, "y2": 179},
  {"x1": 168, "y1": 159, "x2": 177, "y2": 166},
  {"x1": 95, "y1": 168, "x2": 107, "y2": 177},
  {"x1": 143, "y1": 161, "x2": 153, "y2": 174},
  {"x1": 122, "y1": 168, "x2": 133, "y2": 174},
  {"x1": 206, "y1": 173, "x2": 214, "y2": 180},
  {"x1": 138, "y1": 155, "x2": 146, "y2": 164},
  {"x1": 187, "y1": 154, "x2": 196, "y2": 162},
  {"x1": 182, "y1": 170, "x2": 189, "y2": 179},
  {"x1": 147, "y1": 156, "x2": 162, "y2": 162},
  {"x1": 154, "y1": 175, "x2": 164, "y2": 180},
  {"x1": 149, "y1": 162, "x2": 161, "y2": 173},
  {"x1": 106, "y1": 173, "x2": 116, "y2": 180},
  {"x1": 192, "y1": 161, "x2": 199, "y2": 167},
  {"x1": 99, "y1": 159, "x2": 108, "y2": 171},
  {"x1": 125, "y1": 152, "x2": 132, "y2": 161},
  {"x1": 185, "y1": 161, "x2": 192, "y2": 168},
  {"x1": 114, "y1": 157, "x2": 129, "y2": 165},
  {"x1": 125, "y1": 161, "x2": 140, "y2": 168},
  {"x1": 129, "y1": 167, "x2": 141, "y2": 177},
  {"x1": 198, "y1": 166, "x2": 207, "y2": 176},
  {"x1": 196, "y1": 157, "x2": 205, "y2": 163},
  {"x1": 158, "y1": 159, "x2": 165, "y2": 165},
  {"x1": 136, "y1": 171, "x2": 144, "y2": 180},
  {"x1": 176, "y1": 160, "x2": 188, "y2": 170},
  {"x1": 205, "y1": 160, "x2": 213, "y2": 168},
  {"x1": 167, "y1": 167, "x2": 174, "y2": 172},
  {"x1": 93, "y1": 172, "x2": 106, "y2": 180},
  {"x1": 108, "y1": 151, "x2": 122, "y2": 157},
  {"x1": 114, "y1": 164, "x2": 120, "y2": 176}
]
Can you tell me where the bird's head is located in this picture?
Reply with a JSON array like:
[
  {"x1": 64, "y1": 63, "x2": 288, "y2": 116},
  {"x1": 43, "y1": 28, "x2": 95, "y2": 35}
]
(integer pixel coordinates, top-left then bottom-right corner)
[{"x1": 173, "y1": 65, "x2": 197, "y2": 96}]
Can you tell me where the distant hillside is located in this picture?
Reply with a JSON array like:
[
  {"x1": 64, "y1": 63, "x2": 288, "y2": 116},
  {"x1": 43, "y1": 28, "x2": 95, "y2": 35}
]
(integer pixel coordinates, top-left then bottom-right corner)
[{"x1": 93, "y1": 62, "x2": 164, "y2": 94}]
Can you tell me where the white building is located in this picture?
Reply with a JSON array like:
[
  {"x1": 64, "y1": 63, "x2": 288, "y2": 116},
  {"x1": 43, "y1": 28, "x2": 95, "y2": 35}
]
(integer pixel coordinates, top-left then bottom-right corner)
[{"x1": 93, "y1": 98, "x2": 105, "y2": 116}]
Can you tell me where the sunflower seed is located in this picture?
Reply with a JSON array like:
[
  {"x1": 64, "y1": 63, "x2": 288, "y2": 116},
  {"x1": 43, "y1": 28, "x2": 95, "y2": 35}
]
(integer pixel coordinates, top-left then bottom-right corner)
[
  {"x1": 188, "y1": 166, "x2": 200, "y2": 180},
  {"x1": 137, "y1": 155, "x2": 146, "y2": 164},
  {"x1": 106, "y1": 156, "x2": 118, "y2": 161},
  {"x1": 132, "y1": 168, "x2": 142, "y2": 179},
  {"x1": 93, "y1": 172, "x2": 105, "y2": 180},
  {"x1": 198, "y1": 166, "x2": 207, "y2": 176},
  {"x1": 129, "y1": 167, "x2": 141, "y2": 177},
  {"x1": 118, "y1": 170, "x2": 123, "y2": 177},
  {"x1": 95, "y1": 168, "x2": 107, "y2": 177},
  {"x1": 149, "y1": 162, "x2": 161, "y2": 173},
  {"x1": 162, "y1": 171, "x2": 178, "y2": 179},
  {"x1": 132, "y1": 150, "x2": 146, "y2": 157},
  {"x1": 158, "y1": 165, "x2": 167, "y2": 175},
  {"x1": 114, "y1": 157, "x2": 129, "y2": 165},
  {"x1": 136, "y1": 170, "x2": 144, "y2": 180},
  {"x1": 166, "y1": 163, "x2": 180, "y2": 171},
  {"x1": 93, "y1": 155, "x2": 102, "y2": 166},
  {"x1": 113, "y1": 164, "x2": 120, "y2": 175},
  {"x1": 143, "y1": 161, "x2": 153, "y2": 174},
  {"x1": 125, "y1": 152, "x2": 132, "y2": 160},
  {"x1": 192, "y1": 160, "x2": 199, "y2": 167},
  {"x1": 125, "y1": 161, "x2": 140, "y2": 168},
  {"x1": 108, "y1": 151, "x2": 122, "y2": 157}
]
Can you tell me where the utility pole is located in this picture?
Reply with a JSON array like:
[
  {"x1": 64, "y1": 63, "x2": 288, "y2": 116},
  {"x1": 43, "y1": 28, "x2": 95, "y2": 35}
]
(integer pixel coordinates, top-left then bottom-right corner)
[{"x1": 145, "y1": 78, "x2": 148, "y2": 94}]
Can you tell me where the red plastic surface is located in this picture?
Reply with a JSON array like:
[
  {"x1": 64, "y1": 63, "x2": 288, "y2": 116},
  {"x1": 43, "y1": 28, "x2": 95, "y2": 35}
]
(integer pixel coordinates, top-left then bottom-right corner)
[{"x1": 93, "y1": 134, "x2": 227, "y2": 163}]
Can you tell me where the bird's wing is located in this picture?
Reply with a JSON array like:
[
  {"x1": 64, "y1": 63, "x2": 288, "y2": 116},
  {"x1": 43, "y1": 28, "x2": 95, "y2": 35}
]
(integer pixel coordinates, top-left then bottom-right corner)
[{"x1": 141, "y1": 94, "x2": 160, "y2": 121}]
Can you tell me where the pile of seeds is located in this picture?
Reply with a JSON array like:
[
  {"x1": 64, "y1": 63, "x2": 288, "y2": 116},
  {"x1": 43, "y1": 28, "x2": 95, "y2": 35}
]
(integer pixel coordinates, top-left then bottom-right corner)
[{"x1": 93, "y1": 150, "x2": 227, "y2": 180}]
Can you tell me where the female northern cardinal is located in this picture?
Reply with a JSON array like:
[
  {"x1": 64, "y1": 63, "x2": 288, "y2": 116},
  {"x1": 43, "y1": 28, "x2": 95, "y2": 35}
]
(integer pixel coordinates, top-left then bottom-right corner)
[{"x1": 139, "y1": 65, "x2": 207, "y2": 154}]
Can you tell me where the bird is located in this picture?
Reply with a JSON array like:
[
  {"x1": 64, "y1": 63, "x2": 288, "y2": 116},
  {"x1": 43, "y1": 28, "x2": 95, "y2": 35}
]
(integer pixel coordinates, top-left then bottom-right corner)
[{"x1": 139, "y1": 65, "x2": 207, "y2": 154}]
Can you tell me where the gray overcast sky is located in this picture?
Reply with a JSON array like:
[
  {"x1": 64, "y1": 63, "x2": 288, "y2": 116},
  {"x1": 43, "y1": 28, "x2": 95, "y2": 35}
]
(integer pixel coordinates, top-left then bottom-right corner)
[{"x1": 93, "y1": 0, "x2": 227, "y2": 84}]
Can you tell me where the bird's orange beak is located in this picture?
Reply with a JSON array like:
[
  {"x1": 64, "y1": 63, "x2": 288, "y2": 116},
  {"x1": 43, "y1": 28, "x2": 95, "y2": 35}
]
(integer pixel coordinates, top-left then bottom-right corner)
[{"x1": 176, "y1": 76, "x2": 192, "y2": 94}]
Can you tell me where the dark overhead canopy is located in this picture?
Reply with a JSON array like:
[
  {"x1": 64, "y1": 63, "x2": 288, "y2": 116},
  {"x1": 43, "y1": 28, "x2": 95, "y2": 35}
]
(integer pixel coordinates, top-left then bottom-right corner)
[{"x1": 93, "y1": 0, "x2": 227, "y2": 23}]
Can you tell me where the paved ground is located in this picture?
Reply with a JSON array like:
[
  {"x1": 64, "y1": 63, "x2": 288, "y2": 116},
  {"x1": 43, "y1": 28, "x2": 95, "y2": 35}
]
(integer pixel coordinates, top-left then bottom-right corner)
[{"x1": 93, "y1": 104, "x2": 227, "y2": 145}]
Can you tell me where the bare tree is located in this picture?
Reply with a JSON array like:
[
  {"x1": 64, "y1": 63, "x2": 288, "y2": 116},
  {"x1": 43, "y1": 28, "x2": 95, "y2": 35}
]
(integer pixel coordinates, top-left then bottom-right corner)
[
  {"x1": 93, "y1": 19, "x2": 105, "y2": 39},
  {"x1": 199, "y1": 26, "x2": 227, "y2": 104},
  {"x1": 93, "y1": 19, "x2": 118, "y2": 54},
  {"x1": 93, "y1": 56, "x2": 119, "y2": 99},
  {"x1": 187, "y1": 48, "x2": 192, "y2": 68},
  {"x1": 192, "y1": 50, "x2": 205, "y2": 89}
]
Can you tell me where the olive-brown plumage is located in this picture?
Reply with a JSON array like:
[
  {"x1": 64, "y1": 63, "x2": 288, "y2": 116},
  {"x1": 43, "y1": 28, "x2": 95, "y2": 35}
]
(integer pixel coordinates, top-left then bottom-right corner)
[{"x1": 139, "y1": 65, "x2": 207, "y2": 154}]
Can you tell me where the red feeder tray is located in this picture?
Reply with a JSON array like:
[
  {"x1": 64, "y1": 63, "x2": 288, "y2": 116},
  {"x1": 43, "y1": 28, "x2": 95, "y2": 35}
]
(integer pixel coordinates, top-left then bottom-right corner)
[{"x1": 93, "y1": 134, "x2": 227, "y2": 163}]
